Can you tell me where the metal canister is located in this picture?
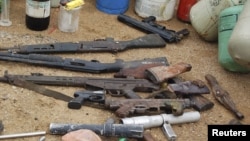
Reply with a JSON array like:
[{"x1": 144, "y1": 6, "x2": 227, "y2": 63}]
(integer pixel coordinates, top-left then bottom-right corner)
[{"x1": 218, "y1": 4, "x2": 249, "y2": 72}]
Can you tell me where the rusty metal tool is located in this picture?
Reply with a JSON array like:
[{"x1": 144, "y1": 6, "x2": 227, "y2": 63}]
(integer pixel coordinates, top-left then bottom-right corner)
[{"x1": 205, "y1": 74, "x2": 244, "y2": 119}]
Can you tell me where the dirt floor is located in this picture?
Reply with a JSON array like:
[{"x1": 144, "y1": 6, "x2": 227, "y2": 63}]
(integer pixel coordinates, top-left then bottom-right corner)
[{"x1": 0, "y1": 0, "x2": 249, "y2": 141}]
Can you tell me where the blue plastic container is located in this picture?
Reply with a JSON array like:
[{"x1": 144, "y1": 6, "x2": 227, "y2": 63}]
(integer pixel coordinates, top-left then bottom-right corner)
[{"x1": 96, "y1": 0, "x2": 129, "y2": 14}]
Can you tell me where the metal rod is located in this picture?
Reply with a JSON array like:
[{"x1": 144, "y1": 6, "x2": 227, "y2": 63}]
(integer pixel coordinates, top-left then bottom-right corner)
[{"x1": 0, "y1": 131, "x2": 46, "y2": 139}]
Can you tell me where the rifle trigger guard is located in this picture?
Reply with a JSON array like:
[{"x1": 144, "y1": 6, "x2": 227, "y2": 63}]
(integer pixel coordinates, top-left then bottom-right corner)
[
  {"x1": 108, "y1": 90, "x2": 124, "y2": 97},
  {"x1": 89, "y1": 95, "x2": 105, "y2": 102}
]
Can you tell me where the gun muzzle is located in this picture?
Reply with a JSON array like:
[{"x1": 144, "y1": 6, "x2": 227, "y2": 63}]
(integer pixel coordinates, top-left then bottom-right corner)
[{"x1": 49, "y1": 118, "x2": 144, "y2": 138}]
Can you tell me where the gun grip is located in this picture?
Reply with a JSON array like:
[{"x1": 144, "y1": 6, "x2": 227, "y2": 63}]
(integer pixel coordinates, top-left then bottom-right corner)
[
  {"x1": 122, "y1": 89, "x2": 142, "y2": 99},
  {"x1": 68, "y1": 93, "x2": 85, "y2": 109},
  {"x1": 115, "y1": 105, "x2": 133, "y2": 118}
]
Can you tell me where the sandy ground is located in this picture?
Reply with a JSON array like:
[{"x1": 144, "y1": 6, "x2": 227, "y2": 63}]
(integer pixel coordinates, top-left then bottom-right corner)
[{"x1": 0, "y1": 0, "x2": 249, "y2": 141}]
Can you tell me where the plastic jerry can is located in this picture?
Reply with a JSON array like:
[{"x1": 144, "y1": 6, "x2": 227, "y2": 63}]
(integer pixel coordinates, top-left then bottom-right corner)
[
  {"x1": 134, "y1": 0, "x2": 177, "y2": 21},
  {"x1": 228, "y1": 0, "x2": 250, "y2": 69},
  {"x1": 218, "y1": 4, "x2": 249, "y2": 72},
  {"x1": 190, "y1": 0, "x2": 243, "y2": 42},
  {"x1": 177, "y1": 0, "x2": 198, "y2": 23}
]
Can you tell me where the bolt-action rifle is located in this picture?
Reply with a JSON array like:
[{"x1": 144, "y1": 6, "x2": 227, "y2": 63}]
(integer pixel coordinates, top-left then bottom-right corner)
[
  {"x1": 0, "y1": 71, "x2": 160, "y2": 99},
  {"x1": 0, "y1": 51, "x2": 168, "y2": 73},
  {"x1": 0, "y1": 34, "x2": 166, "y2": 54}
]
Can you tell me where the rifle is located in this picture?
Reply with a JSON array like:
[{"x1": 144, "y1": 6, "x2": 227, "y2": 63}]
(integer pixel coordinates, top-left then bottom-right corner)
[
  {"x1": 114, "y1": 64, "x2": 214, "y2": 112},
  {"x1": 105, "y1": 98, "x2": 194, "y2": 117},
  {"x1": 0, "y1": 52, "x2": 168, "y2": 73},
  {"x1": 188, "y1": 95, "x2": 214, "y2": 112},
  {"x1": 117, "y1": 14, "x2": 190, "y2": 43},
  {"x1": 145, "y1": 62, "x2": 192, "y2": 84},
  {"x1": 0, "y1": 34, "x2": 166, "y2": 54},
  {"x1": 67, "y1": 88, "x2": 200, "y2": 114},
  {"x1": 144, "y1": 82, "x2": 214, "y2": 111},
  {"x1": 114, "y1": 63, "x2": 166, "y2": 79},
  {"x1": 0, "y1": 71, "x2": 160, "y2": 99},
  {"x1": 167, "y1": 79, "x2": 210, "y2": 95},
  {"x1": 49, "y1": 118, "x2": 144, "y2": 138}
]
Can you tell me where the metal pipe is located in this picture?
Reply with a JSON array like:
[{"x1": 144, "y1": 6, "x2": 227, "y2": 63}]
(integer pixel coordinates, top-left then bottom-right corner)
[
  {"x1": 0, "y1": 131, "x2": 46, "y2": 139},
  {"x1": 121, "y1": 111, "x2": 201, "y2": 128}
]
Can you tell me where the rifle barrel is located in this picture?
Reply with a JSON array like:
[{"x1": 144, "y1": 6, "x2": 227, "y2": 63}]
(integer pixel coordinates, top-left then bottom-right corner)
[
  {"x1": 0, "y1": 52, "x2": 168, "y2": 73},
  {"x1": 2, "y1": 34, "x2": 166, "y2": 54}
]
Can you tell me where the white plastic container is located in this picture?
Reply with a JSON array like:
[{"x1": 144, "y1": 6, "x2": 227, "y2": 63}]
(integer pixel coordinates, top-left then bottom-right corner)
[
  {"x1": 58, "y1": 5, "x2": 82, "y2": 32},
  {"x1": 135, "y1": 0, "x2": 177, "y2": 21},
  {"x1": 0, "y1": 0, "x2": 12, "y2": 26},
  {"x1": 190, "y1": 0, "x2": 244, "y2": 42},
  {"x1": 228, "y1": 0, "x2": 250, "y2": 69},
  {"x1": 218, "y1": 4, "x2": 249, "y2": 73}
]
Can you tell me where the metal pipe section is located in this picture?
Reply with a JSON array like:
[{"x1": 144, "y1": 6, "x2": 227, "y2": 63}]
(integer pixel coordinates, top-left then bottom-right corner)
[
  {"x1": 121, "y1": 111, "x2": 201, "y2": 128},
  {"x1": 0, "y1": 131, "x2": 46, "y2": 139},
  {"x1": 49, "y1": 118, "x2": 144, "y2": 138}
]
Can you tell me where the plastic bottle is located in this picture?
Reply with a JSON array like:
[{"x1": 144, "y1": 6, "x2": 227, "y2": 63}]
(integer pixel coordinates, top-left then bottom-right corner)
[
  {"x1": 218, "y1": 4, "x2": 249, "y2": 72},
  {"x1": 228, "y1": 0, "x2": 250, "y2": 69},
  {"x1": 25, "y1": 0, "x2": 51, "y2": 31},
  {"x1": 190, "y1": 0, "x2": 244, "y2": 42},
  {"x1": 58, "y1": 5, "x2": 82, "y2": 32},
  {"x1": 134, "y1": 0, "x2": 177, "y2": 21},
  {"x1": 0, "y1": 0, "x2": 12, "y2": 26}
]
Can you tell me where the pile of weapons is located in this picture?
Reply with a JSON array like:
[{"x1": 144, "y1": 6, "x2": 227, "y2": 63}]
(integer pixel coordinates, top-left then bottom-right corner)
[{"x1": 0, "y1": 15, "x2": 244, "y2": 140}]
